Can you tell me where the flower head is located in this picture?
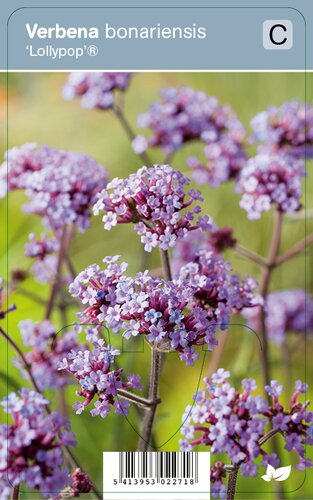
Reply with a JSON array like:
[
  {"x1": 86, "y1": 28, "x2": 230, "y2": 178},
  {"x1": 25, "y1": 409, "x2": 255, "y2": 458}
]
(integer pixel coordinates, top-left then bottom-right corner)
[
  {"x1": 133, "y1": 86, "x2": 245, "y2": 158},
  {"x1": 63, "y1": 72, "x2": 134, "y2": 109},
  {"x1": 0, "y1": 389, "x2": 75, "y2": 498},
  {"x1": 172, "y1": 226, "x2": 236, "y2": 273},
  {"x1": 250, "y1": 101, "x2": 313, "y2": 158},
  {"x1": 243, "y1": 289, "x2": 313, "y2": 345},
  {"x1": 58, "y1": 338, "x2": 142, "y2": 418},
  {"x1": 70, "y1": 254, "x2": 257, "y2": 365},
  {"x1": 180, "y1": 371, "x2": 312, "y2": 488},
  {"x1": 236, "y1": 154, "x2": 304, "y2": 219},
  {"x1": 15, "y1": 320, "x2": 84, "y2": 390},
  {"x1": 93, "y1": 165, "x2": 213, "y2": 252},
  {"x1": 1, "y1": 144, "x2": 108, "y2": 231}
]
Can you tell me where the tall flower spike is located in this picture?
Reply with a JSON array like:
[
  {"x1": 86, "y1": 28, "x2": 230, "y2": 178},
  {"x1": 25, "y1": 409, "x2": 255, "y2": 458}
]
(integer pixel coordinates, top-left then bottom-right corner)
[
  {"x1": 236, "y1": 154, "x2": 304, "y2": 220},
  {"x1": 0, "y1": 389, "x2": 76, "y2": 499},
  {"x1": 0, "y1": 144, "x2": 108, "y2": 232},
  {"x1": 93, "y1": 164, "x2": 213, "y2": 252},
  {"x1": 63, "y1": 72, "x2": 134, "y2": 109},
  {"x1": 243, "y1": 289, "x2": 313, "y2": 345},
  {"x1": 250, "y1": 101, "x2": 313, "y2": 158},
  {"x1": 180, "y1": 371, "x2": 313, "y2": 490}
]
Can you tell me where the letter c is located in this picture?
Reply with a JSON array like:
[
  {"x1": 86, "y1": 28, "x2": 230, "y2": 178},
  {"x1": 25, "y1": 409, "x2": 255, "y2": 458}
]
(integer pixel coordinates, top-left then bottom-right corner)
[{"x1": 269, "y1": 24, "x2": 287, "y2": 45}]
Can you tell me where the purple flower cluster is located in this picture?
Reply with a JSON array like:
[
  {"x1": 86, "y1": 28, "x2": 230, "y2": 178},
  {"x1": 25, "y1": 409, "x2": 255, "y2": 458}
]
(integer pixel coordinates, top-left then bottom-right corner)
[
  {"x1": 68, "y1": 468, "x2": 93, "y2": 496},
  {"x1": 236, "y1": 154, "x2": 304, "y2": 219},
  {"x1": 251, "y1": 101, "x2": 313, "y2": 158},
  {"x1": 180, "y1": 370, "x2": 312, "y2": 483},
  {"x1": 243, "y1": 289, "x2": 313, "y2": 345},
  {"x1": 1, "y1": 143, "x2": 108, "y2": 231},
  {"x1": 69, "y1": 254, "x2": 256, "y2": 365},
  {"x1": 177, "y1": 250, "x2": 258, "y2": 333},
  {"x1": 0, "y1": 278, "x2": 16, "y2": 319},
  {"x1": 25, "y1": 233, "x2": 60, "y2": 283},
  {"x1": 132, "y1": 86, "x2": 246, "y2": 160},
  {"x1": 63, "y1": 72, "x2": 133, "y2": 109},
  {"x1": 52, "y1": 468, "x2": 93, "y2": 499},
  {"x1": 58, "y1": 338, "x2": 142, "y2": 418},
  {"x1": 187, "y1": 128, "x2": 246, "y2": 188},
  {"x1": 15, "y1": 320, "x2": 84, "y2": 390},
  {"x1": 93, "y1": 164, "x2": 212, "y2": 252},
  {"x1": 172, "y1": 226, "x2": 236, "y2": 272},
  {"x1": 0, "y1": 389, "x2": 76, "y2": 499}
]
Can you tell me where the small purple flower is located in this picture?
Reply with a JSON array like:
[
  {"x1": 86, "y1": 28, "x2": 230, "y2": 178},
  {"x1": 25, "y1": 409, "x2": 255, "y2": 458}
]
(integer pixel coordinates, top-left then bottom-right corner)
[
  {"x1": 240, "y1": 461, "x2": 258, "y2": 477},
  {"x1": 265, "y1": 380, "x2": 284, "y2": 399}
]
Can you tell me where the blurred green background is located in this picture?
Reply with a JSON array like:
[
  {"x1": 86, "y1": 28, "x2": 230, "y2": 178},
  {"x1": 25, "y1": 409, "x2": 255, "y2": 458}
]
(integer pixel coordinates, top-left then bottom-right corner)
[{"x1": 0, "y1": 72, "x2": 313, "y2": 499}]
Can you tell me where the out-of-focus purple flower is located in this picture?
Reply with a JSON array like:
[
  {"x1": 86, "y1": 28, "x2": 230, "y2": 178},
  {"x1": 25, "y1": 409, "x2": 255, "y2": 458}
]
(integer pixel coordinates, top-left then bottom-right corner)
[
  {"x1": 14, "y1": 320, "x2": 84, "y2": 390},
  {"x1": 172, "y1": 226, "x2": 236, "y2": 273},
  {"x1": 0, "y1": 144, "x2": 108, "y2": 232},
  {"x1": 177, "y1": 250, "x2": 258, "y2": 337},
  {"x1": 69, "y1": 468, "x2": 93, "y2": 495},
  {"x1": 180, "y1": 372, "x2": 312, "y2": 486},
  {"x1": 243, "y1": 289, "x2": 313, "y2": 345},
  {"x1": 93, "y1": 165, "x2": 213, "y2": 252},
  {"x1": 134, "y1": 85, "x2": 245, "y2": 152},
  {"x1": 63, "y1": 72, "x2": 134, "y2": 110},
  {"x1": 236, "y1": 154, "x2": 304, "y2": 220},
  {"x1": 24, "y1": 233, "x2": 60, "y2": 284},
  {"x1": 250, "y1": 101, "x2": 313, "y2": 158},
  {"x1": 0, "y1": 388, "x2": 76, "y2": 499},
  {"x1": 58, "y1": 338, "x2": 142, "y2": 418},
  {"x1": 25, "y1": 232, "x2": 60, "y2": 258},
  {"x1": 69, "y1": 254, "x2": 257, "y2": 365},
  {"x1": 0, "y1": 277, "x2": 16, "y2": 320}
]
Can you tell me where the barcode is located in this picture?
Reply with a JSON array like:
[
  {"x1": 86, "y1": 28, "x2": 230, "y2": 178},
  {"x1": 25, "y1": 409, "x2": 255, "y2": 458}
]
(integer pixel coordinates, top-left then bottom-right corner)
[
  {"x1": 103, "y1": 451, "x2": 210, "y2": 499},
  {"x1": 118, "y1": 452, "x2": 199, "y2": 483}
]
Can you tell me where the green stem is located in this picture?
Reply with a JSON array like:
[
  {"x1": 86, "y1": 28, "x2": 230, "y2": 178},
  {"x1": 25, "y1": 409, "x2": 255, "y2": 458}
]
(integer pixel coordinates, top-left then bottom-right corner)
[{"x1": 113, "y1": 105, "x2": 153, "y2": 166}]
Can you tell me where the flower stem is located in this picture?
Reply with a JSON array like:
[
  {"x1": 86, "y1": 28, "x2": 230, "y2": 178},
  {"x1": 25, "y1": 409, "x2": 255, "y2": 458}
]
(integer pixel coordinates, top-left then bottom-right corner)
[
  {"x1": 226, "y1": 467, "x2": 238, "y2": 500},
  {"x1": 0, "y1": 326, "x2": 42, "y2": 396},
  {"x1": 45, "y1": 226, "x2": 70, "y2": 320},
  {"x1": 159, "y1": 249, "x2": 173, "y2": 281},
  {"x1": 11, "y1": 485, "x2": 19, "y2": 500},
  {"x1": 234, "y1": 244, "x2": 268, "y2": 268},
  {"x1": 275, "y1": 231, "x2": 313, "y2": 266},
  {"x1": 113, "y1": 105, "x2": 153, "y2": 166},
  {"x1": 259, "y1": 210, "x2": 283, "y2": 387},
  {"x1": 117, "y1": 388, "x2": 161, "y2": 408},
  {"x1": 137, "y1": 345, "x2": 162, "y2": 451}
]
